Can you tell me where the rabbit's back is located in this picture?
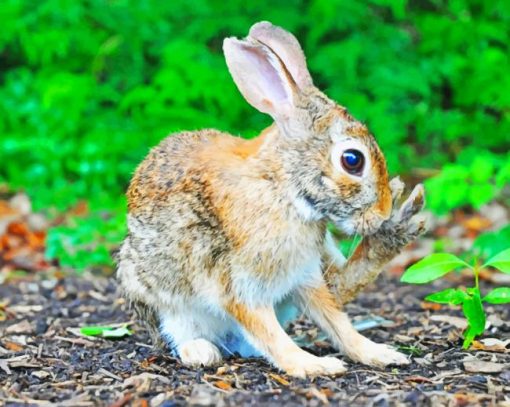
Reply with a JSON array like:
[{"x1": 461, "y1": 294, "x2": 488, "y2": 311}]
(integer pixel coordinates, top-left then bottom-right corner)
[{"x1": 117, "y1": 129, "x2": 267, "y2": 308}]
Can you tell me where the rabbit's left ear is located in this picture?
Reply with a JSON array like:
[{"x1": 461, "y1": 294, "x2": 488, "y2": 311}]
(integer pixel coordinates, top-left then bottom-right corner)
[
  {"x1": 223, "y1": 37, "x2": 297, "y2": 122},
  {"x1": 249, "y1": 21, "x2": 313, "y2": 90}
]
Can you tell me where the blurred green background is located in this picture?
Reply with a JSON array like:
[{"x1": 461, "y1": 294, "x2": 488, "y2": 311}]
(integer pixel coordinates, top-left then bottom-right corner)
[{"x1": 1, "y1": 0, "x2": 509, "y2": 269}]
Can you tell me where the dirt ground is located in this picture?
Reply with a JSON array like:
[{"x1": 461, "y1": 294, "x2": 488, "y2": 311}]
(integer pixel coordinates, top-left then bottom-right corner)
[{"x1": 1, "y1": 272, "x2": 509, "y2": 407}]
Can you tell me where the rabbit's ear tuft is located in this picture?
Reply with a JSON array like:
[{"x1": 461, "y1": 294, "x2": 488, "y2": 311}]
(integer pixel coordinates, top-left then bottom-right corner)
[
  {"x1": 223, "y1": 37, "x2": 296, "y2": 122},
  {"x1": 248, "y1": 21, "x2": 313, "y2": 90}
]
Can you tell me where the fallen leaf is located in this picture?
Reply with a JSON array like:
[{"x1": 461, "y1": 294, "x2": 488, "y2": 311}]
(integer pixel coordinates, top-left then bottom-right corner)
[
  {"x1": 0, "y1": 359, "x2": 11, "y2": 374},
  {"x1": 213, "y1": 380, "x2": 232, "y2": 391},
  {"x1": 4, "y1": 341, "x2": 23, "y2": 352},
  {"x1": 80, "y1": 324, "x2": 132, "y2": 338},
  {"x1": 5, "y1": 319, "x2": 34, "y2": 334},
  {"x1": 430, "y1": 315, "x2": 468, "y2": 330},
  {"x1": 421, "y1": 301, "x2": 442, "y2": 311},
  {"x1": 462, "y1": 215, "x2": 492, "y2": 233},
  {"x1": 463, "y1": 359, "x2": 509, "y2": 373},
  {"x1": 314, "y1": 340, "x2": 332, "y2": 349},
  {"x1": 7, "y1": 221, "x2": 30, "y2": 237},
  {"x1": 320, "y1": 388, "x2": 334, "y2": 398},
  {"x1": 31, "y1": 370, "x2": 50, "y2": 379},
  {"x1": 216, "y1": 366, "x2": 228, "y2": 375},
  {"x1": 472, "y1": 338, "x2": 510, "y2": 352},
  {"x1": 123, "y1": 373, "x2": 171, "y2": 388},
  {"x1": 305, "y1": 387, "x2": 329, "y2": 404},
  {"x1": 405, "y1": 375, "x2": 433, "y2": 383},
  {"x1": 269, "y1": 373, "x2": 290, "y2": 386}
]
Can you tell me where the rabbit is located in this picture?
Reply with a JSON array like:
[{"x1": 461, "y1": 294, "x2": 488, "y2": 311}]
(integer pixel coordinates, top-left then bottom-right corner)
[{"x1": 116, "y1": 21, "x2": 426, "y2": 378}]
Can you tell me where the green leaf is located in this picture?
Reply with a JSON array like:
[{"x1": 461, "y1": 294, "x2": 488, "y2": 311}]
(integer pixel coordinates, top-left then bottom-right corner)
[
  {"x1": 80, "y1": 324, "x2": 132, "y2": 338},
  {"x1": 425, "y1": 288, "x2": 468, "y2": 305},
  {"x1": 483, "y1": 248, "x2": 510, "y2": 274},
  {"x1": 483, "y1": 287, "x2": 510, "y2": 304},
  {"x1": 102, "y1": 326, "x2": 132, "y2": 338},
  {"x1": 461, "y1": 289, "x2": 486, "y2": 349},
  {"x1": 401, "y1": 253, "x2": 469, "y2": 284}
]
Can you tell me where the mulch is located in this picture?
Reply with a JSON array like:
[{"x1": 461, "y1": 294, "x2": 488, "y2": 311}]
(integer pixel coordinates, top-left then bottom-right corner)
[{"x1": 1, "y1": 273, "x2": 509, "y2": 406}]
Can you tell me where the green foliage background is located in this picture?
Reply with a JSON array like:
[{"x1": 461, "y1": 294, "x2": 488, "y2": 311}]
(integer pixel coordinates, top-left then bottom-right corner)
[{"x1": 1, "y1": 0, "x2": 509, "y2": 268}]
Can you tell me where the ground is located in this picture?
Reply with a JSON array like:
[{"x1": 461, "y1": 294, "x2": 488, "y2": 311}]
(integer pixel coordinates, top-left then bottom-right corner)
[
  {"x1": 1, "y1": 193, "x2": 509, "y2": 406},
  {"x1": 1, "y1": 272, "x2": 509, "y2": 406}
]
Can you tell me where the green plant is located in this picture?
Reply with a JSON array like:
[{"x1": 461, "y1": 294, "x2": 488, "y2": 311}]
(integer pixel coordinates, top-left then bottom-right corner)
[
  {"x1": 401, "y1": 249, "x2": 510, "y2": 349},
  {"x1": 45, "y1": 208, "x2": 126, "y2": 271},
  {"x1": 473, "y1": 225, "x2": 510, "y2": 260},
  {"x1": 1, "y1": 0, "x2": 510, "y2": 270},
  {"x1": 80, "y1": 324, "x2": 132, "y2": 338},
  {"x1": 425, "y1": 150, "x2": 510, "y2": 215}
]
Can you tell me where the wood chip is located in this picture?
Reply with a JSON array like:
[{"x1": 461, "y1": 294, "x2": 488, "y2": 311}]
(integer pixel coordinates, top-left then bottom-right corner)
[
  {"x1": 430, "y1": 315, "x2": 467, "y2": 329},
  {"x1": 98, "y1": 368, "x2": 123, "y2": 382},
  {"x1": 5, "y1": 319, "x2": 34, "y2": 334},
  {"x1": 463, "y1": 360, "x2": 509, "y2": 373}
]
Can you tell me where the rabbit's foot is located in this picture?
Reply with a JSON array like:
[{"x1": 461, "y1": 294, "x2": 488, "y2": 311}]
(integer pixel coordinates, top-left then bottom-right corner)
[
  {"x1": 369, "y1": 179, "x2": 427, "y2": 254},
  {"x1": 348, "y1": 338, "x2": 410, "y2": 368},
  {"x1": 179, "y1": 338, "x2": 223, "y2": 367},
  {"x1": 281, "y1": 353, "x2": 347, "y2": 378}
]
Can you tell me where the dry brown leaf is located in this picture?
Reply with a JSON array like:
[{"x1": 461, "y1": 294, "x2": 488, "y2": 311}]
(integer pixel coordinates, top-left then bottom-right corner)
[
  {"x1": 4, "y1": 341, "x2": 23, "y2": 352},
  {"x1": 472, "y1": 338, "x2": 510, "y2": 353},
  {"x1": 213, "y1": 380, "x2": 232, "y2": 391},
  {"x1": 420, "y1": 302, "x2": 442, "y2": 311},
  {"x1": 463, "y1": 359, "x2": 508, "y2": 373},
  {"x1": 430, "y1": 315, "x2": 467, "y2": 330},
  {"x1": 5, "y1": 319, "x2": 34, "y2": 334},
  {"x1": 405, "y1": 375, "x2": 433, "y2": 383},
  {"x1": 462, "y1": 215, "x2": 492, "y2": 233},
  {"x1": 7, "y1": 221, "x2": 30, "y2": 237},
  {"x1": 123, "y1": 373, "x2": 171, "y2": 388},
  {"x1": 269, "y1": 373, "x2": 290, "y2": 386},
  {"x1": 306, "y1": 387, "x2": 329, "y2": 404},
  {"x1": 215, "y1": 366, "x2": 228, "y2": 375}
]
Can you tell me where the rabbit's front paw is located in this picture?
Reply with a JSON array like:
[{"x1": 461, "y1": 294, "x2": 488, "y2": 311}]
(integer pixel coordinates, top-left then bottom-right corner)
[
  {"x1": 282, "y1": 354, "x2": 347, "y2": 378},
  {"x1": 371, "y1": 179, "x2": 427, "y2": 252},
  {"x1": 179, "y1": 338, "x2": 223, "y2": 367},
  {"x1": 350, "y1": 339, "x2": 410, "y2": 368}
]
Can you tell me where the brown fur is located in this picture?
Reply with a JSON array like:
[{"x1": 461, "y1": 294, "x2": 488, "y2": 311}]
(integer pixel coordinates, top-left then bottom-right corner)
[{"x1": 116, "y1": 21, "x2": 425, "y2": 377}]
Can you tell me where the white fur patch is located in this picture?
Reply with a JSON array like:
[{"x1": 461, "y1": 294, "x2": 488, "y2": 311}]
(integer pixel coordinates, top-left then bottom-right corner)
[
  {"x1": 324, "y1": 231, "x2": 346, "y2": 267},
  {"x1": 293, "y1": 196, "x2": 323, "y2": 222},
  {"x1": 127, "y1": 215, "x2": 158, "y2": 239},
  {"x1": 231, "y1": 255, "x2": 323, "y2": 307}
]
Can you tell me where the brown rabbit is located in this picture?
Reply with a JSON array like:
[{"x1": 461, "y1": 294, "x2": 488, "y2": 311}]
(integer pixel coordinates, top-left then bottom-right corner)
[{"x1": 117, "y1": 21, "x2": 426, "y2": 377}]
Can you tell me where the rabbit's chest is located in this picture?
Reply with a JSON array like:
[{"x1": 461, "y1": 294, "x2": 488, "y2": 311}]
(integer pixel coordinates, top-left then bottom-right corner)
[{"x1": 232, "y1": 238, "x2": 324, "y2": 306}]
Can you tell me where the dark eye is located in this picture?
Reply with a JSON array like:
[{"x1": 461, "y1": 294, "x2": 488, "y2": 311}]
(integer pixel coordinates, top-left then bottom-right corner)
[{"x1": 341, "y1": 149, "x2": 365, "y2": 175}]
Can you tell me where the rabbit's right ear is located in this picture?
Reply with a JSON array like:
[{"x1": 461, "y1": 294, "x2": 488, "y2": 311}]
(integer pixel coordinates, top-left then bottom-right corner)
[
  {"x1": 248, "y1": 22, "x2": 313, "y2": 90},
  {"x1": 223, "y1": 38, "x2": 296, "y2": 122}
]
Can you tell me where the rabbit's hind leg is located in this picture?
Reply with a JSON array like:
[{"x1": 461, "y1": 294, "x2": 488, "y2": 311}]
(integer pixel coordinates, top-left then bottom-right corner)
[{"x1": 159, "y1": 307, "x2": 224, "y2": 367}]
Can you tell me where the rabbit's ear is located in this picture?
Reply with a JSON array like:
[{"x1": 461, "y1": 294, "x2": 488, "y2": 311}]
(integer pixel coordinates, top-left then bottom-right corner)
[
  {"x1": 223, "y1": 37, "x2": 296, "y2": 121},
  {"x1": 248, "y1": 21, "x2": 313, "y2": 90}
]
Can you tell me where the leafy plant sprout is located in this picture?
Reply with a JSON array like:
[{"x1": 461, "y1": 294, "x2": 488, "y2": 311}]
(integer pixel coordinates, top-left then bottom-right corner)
[{"x1": 401, "y1": 248, "x2": 510, "y2": 349}]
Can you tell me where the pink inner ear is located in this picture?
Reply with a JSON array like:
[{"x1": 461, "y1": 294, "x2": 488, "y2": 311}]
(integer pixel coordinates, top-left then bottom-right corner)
[{"x1": 243, "y1": 45, "x2": 289, "y2": 105}]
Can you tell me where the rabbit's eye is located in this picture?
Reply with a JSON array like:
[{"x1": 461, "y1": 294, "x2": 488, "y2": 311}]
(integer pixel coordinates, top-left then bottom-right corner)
[{"x1": 341, "y1": 149, "x2": 365, "y2": 175}]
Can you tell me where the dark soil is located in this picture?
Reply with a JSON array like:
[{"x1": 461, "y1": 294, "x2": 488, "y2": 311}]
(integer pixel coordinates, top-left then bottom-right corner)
[{"x1": 1, "y1": 275, "x2": 509, "y2": 406}]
